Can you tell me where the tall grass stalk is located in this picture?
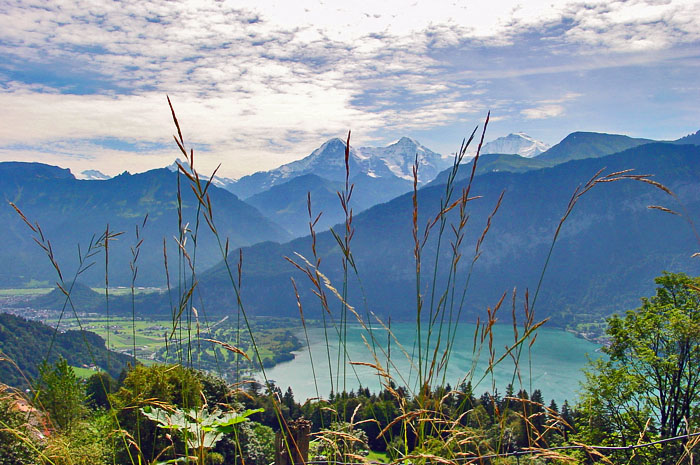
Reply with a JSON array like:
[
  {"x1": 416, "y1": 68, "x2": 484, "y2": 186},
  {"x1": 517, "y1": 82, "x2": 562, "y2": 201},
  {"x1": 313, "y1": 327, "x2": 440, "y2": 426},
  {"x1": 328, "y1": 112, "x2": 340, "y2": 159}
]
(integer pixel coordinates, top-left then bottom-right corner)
[{"x1": 166, "y1": 98, "x2": 312, "y2": 463}]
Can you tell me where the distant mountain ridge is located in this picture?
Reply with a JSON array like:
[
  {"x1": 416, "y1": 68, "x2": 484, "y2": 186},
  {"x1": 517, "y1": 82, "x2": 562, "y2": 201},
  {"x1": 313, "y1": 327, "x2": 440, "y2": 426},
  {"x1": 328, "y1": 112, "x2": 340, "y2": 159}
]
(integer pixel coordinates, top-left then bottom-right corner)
[
  {"x1": 429, "y1": 153, "x2": 555, "y2": 186},
  {"x1": 538, "y1": 131, "x2": 654, "y2": 162},
  {"x1": 674, "y1": 129, "x2": 700, "y2": 146},
  {"x1": 0, "y1": 163, "x2": 289, "y2": 287},
  {"x1": 355, "y1": 137, "x2": 450, "y2": 182},
  {"x1": 0, "y1": 162, "x2": 74, "y2": 180},
  {"x1": 246, "y1": 172, "x2": 414, "y2": 237},
  {"x1": 166, "y1": 159, "x2": 236, "y2": 190},
  {"x1": 430, "y1": 130, "x2": 664, "y2": 186},
  {"x1": 78, "y1": 169, "x2": 111, "y2": 180}
]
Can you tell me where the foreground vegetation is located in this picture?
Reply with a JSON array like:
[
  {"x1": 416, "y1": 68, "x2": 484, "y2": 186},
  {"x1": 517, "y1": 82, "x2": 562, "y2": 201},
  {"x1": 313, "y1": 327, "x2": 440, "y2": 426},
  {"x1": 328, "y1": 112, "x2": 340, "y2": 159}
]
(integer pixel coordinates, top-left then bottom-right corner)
[
  {"x1": 2, "y1": 274, "x2": 699, "y2": 465},
  {"x1": 1, "y1": 104, "x2": 699, "y2": 464}
]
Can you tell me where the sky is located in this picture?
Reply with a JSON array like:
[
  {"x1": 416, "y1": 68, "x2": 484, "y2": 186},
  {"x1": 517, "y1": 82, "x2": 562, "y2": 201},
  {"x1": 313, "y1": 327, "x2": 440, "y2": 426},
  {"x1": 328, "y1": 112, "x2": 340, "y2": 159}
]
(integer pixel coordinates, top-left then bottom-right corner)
[{"x1": 0, "y1": 0, "x2": 699, "y2": 179}]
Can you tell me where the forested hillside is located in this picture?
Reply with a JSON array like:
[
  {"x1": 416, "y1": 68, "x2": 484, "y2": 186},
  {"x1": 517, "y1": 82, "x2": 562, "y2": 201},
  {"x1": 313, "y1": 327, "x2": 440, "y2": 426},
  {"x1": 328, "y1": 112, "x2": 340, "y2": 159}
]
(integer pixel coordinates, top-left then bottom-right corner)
[
  {"x1": 0, "y1": 164, "x2": 289, "y2": 287},
  {"x1": 195, "y1": 142, "x2": 700, "y2": 326},
  {"x1": 0, "y1": 313, "x2": 131, "y2": 388}
]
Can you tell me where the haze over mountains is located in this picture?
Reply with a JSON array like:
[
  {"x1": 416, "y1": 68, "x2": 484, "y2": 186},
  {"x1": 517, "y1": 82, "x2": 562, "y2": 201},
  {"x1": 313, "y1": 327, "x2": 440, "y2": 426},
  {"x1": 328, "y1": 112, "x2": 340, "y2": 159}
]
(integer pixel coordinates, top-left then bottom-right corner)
[{"x1": 4, "y1": 128, "x2": 700, "y2": 329}]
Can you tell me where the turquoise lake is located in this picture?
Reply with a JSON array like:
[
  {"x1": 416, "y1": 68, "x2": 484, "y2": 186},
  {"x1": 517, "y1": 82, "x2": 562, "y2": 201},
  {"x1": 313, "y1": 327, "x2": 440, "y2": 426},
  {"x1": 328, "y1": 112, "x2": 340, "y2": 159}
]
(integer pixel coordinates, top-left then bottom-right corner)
[{"x1": 260, "y1": 322, "x2": 601, "y2": 405}]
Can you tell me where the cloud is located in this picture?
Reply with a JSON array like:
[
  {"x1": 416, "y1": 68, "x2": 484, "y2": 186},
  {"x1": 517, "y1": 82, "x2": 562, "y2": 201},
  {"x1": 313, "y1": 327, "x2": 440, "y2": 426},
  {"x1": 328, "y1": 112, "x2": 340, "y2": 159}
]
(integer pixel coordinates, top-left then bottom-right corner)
[
  {"x1": 562, "y1": 0, "x2": 700, "y2": 52},
  {"x1": 0, "y1": 0, "x2": 699, "y2": 176},
  {"x1": 521, "y1": 105, "x2": 566, "y2": 120}
]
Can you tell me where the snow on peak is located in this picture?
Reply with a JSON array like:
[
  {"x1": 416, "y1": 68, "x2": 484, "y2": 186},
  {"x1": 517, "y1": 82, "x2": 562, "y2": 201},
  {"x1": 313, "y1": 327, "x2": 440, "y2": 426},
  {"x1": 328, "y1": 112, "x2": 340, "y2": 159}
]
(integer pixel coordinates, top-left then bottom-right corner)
[
  {"x1": 481, "y1": 133, "x2": 550, "y2": 158},
  {"x1": 167, "y1": 158, "x2": 191, "y2": 172},
  {"x1": 355, "y1": 137, "x2": 450, "y2": 183},
  {"x1": 319, "y1": 137, "x2": 347, "y2": 150},
  {"x1": 233, "y1": 136, "x2": 450, "y2": 197},
  {"x1": 77, "y1": 169, "x2": 111, "y2": 180}
]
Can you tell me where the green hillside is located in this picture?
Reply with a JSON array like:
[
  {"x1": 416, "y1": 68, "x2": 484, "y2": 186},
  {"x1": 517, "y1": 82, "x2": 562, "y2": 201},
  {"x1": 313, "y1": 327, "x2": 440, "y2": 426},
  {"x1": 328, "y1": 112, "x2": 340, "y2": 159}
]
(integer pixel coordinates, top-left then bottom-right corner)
[
  {"x1": 537, "y1": 131, "x2": 653, "y2": 162},
  {"x1": 0, "y1": 313, "x2": 132, "y2": 388}
]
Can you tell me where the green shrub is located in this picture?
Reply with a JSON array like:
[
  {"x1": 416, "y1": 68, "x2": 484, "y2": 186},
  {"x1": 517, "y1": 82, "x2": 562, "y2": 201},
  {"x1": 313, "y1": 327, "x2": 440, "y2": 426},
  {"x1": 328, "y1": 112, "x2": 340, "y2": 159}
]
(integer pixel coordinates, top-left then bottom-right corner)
[
  {"x1": 33, "y1": 358, "x2": 87, "y2": 432},
  {"x1": 43, "y1": 414, "x2": 114, "y2": 465},
  {"x1": 111, "y1": 363, "x2": 203, "y2": 463}
]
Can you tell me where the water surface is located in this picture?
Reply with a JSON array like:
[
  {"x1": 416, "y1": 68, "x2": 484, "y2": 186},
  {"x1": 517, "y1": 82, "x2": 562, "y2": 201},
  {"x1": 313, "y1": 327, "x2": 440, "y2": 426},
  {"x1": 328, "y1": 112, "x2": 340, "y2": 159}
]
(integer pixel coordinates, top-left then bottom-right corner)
[{"x1": 260, "y1": 322, "x2": 600, "y2": 405}]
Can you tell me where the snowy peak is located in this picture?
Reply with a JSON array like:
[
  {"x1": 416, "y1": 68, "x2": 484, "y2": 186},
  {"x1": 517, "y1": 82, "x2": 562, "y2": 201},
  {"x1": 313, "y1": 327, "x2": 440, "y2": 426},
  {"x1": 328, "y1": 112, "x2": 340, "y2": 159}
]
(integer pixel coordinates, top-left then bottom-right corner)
[
  {"x1": 228, "y1": 136, "x2": 449, "y2": 198},
  {"x1": 481, "y1": 133, "x2": 550, "y2": 158},
  {"x1": 275, "y1": 137, "x2": 361, "y2": 180},
  {"x1": 356, "y1": 137, "x2": 451, "y2": 183},
  {"x1": 271, "y1": 135, "x2": 446, "y2": 184},
  {"x1": 77, "y1": 169, "x2": 111, "y2": 180},
  {"x1": 166, "y1": 159, "x2": 183, "y2": 172}
]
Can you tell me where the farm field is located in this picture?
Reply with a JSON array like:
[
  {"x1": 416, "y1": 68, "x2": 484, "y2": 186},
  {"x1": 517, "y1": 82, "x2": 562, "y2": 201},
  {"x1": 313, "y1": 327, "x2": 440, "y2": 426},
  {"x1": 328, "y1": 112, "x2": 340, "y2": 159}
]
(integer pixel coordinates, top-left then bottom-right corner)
[{"x1": 43, "y1": 315, "x2": 303, "y2": 379}]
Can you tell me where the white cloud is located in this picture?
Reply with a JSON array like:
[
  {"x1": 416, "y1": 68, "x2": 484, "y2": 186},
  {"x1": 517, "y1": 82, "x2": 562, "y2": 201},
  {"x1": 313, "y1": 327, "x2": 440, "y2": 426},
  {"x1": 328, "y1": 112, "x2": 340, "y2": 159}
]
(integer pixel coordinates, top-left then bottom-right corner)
[
  {"x1": 0, "y1": 0, "x2": 699, "y2": 176},
  {"x1": 519, "y1": 93, "x2": 580, "y2": 120},
  {"x1": 563, "y1": 0, "x2": 700, "y2": 51},
  {"x1": 521, "y1": 105, "x2": 566, "y2": 120}
]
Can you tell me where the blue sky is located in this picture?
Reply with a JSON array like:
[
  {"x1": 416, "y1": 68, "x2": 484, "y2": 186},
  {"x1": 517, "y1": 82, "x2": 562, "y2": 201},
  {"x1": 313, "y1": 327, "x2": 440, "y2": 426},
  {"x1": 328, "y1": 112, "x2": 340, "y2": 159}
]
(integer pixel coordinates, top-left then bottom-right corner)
[{"x1": 0, "y1": 0, "x2": 698, "y2": 178}]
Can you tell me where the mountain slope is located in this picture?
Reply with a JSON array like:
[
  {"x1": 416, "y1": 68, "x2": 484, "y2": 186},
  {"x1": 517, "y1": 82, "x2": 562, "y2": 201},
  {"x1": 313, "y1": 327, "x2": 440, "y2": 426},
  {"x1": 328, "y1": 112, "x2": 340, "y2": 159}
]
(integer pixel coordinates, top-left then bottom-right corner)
[
  {"x1": 194, "y1": 143, "x2": 700, "y2": 327},
  {"x1": 429, "y1": 153, "x2": 555, "y2": 187},
  {"x1": 355, "y1": 137, "x2": 450, "y2": 183},
  {"x1": 246, "y1": 174, "x2": 343, "y2": 237},
  {"x1": 538, "y1": 131, "x2": 654, "y2": 162},
  {"x1": 246, "y1": 173, "x2": 412, "y2": 237},
  {"x1": 0, "y1": 163, "x2": 290, "y2": 287},
  {"x1": 674, "y1": 129, "x2": 700, "y2": 146}
]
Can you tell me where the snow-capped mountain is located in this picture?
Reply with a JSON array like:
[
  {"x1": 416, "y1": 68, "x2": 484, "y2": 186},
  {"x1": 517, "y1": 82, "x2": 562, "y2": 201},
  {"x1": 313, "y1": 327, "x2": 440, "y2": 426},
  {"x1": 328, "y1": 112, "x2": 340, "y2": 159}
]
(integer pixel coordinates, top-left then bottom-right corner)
[
  {"x1": 229, "y1": 137, "x2": 451, "y2": 199},
  {"x1": 356, "y1": 137, "x2": 451, "y2": 183},
  {"x1": 77, "y1": 169, "x2": 111, "y2": 180},
  {"x1": 481, "y1": 133, "x2": 549, "y2": 158}
]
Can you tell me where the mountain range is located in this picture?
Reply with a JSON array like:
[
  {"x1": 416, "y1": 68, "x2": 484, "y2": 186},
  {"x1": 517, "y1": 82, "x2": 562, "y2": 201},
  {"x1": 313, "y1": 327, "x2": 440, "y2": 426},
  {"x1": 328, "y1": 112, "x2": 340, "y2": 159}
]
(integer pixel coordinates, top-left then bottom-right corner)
[
  {"x1": 5, "y1": 128, "x2": 700, "y2": 330},
  {"x1": 188, "y1": 141, "x2": 700, "y2": 328},
  {"x1": 216, "y1": 137, "x2": 452, "y2": 237},
  {"x1": 0, "y1": 164, "x2": 289, "y2": 287},
  {"x1": 226, "y1": 137, "x2": 452, "y2": 200},
  {"x1": 428, "y1": 131, "x2": 653, "y2": 186}
]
